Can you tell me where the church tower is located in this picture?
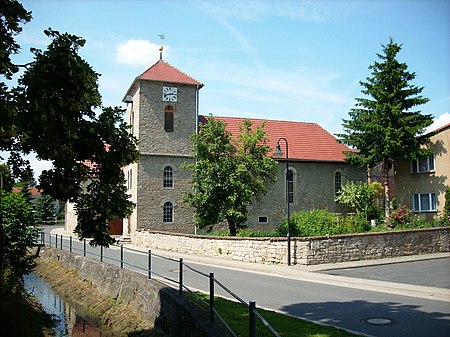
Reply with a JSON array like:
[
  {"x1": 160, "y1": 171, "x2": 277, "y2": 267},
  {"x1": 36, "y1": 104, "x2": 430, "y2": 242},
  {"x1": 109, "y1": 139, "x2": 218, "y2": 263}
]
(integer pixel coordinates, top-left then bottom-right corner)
[{"x1": 122, "y1": 55, "x2": 203, "y2": 235}]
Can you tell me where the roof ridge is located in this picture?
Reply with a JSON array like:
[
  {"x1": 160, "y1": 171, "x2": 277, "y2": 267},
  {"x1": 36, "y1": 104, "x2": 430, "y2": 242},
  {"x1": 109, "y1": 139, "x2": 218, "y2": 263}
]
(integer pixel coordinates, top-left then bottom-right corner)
[
  {"x1": 160, "y1": 60, "x2": 203, "y2": 86},
  {"x1": 201, "y1": 114, "x2": 319, "y2": 126}
]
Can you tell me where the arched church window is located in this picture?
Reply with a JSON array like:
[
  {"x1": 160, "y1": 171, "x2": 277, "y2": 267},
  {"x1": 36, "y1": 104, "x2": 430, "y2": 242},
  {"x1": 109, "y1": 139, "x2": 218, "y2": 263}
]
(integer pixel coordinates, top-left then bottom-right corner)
[
  {"x1": 163, "y1": 166, "x2": 173, "y2": 188},
  {"x1": 163, "y1": 202, "x2": 173, "y2": 223},
  {"x1": 287, "y1": 169, "x2": 294, "y2": 204},
  {"x1": 335, "y1": 171, "x2": 342, "y2": 196},
  {"x1": 164, "y1": 105, "x2": 174, "y2": 132}
]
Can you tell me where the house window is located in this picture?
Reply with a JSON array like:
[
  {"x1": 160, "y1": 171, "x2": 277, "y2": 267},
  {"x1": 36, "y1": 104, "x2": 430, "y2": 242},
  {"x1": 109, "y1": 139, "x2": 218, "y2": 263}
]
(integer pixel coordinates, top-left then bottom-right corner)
[
  {"x1": 334, "y1": 171, "x2": 342, "y2": 196},
  {"x1": 258, "y1": 216, "x2": 268, "y2": 224},
  {"x1": 413, "y1": 193, "x2": 437, "y2": 212},
  {"x1": 287, "y1": 169, "x2": 294, "y2": 204},
  {"x1": 163, "y1": 202, "x2": 173, "y2": 223},
  {"x1": 164, "y1": 105, "x2": 174, "y2": 132},
  {"x1": 163, "y1": 166, "x2": 173, "y2": 188},
  {"x1": 411, "y1": 155, "x2": 434, "y2": 173}
]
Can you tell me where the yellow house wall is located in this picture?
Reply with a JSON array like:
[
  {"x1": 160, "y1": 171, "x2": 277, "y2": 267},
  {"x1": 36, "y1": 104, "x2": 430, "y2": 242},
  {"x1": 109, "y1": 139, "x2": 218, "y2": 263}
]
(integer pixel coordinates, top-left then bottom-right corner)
[{"x1": 394, "y1": 126, "x2": 450, "y2": 218}]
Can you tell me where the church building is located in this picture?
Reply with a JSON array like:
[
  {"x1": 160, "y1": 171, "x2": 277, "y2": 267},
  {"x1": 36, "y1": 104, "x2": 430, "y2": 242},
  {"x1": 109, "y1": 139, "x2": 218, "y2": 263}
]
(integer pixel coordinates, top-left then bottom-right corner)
[{"x1": 120, "y1": 57, "x2": 366, "y2": 238}]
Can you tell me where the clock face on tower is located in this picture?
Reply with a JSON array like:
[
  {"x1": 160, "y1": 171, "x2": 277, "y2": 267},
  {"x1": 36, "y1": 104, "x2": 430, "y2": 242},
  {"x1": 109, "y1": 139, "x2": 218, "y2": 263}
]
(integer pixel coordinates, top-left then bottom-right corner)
[{"x1": 162, "y1": 86, "x2": 177, "y2": 102}]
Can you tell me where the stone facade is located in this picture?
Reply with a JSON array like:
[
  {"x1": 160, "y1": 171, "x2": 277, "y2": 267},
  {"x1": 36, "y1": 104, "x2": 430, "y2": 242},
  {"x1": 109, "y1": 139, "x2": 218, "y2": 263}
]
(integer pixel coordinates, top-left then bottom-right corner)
[
  {"x1": 133, "y1": 227, "x2": 450, "y2": 265},
  {"x1": 248, "y1": 161, "x2": 365, "y2": 230},
  {"x1": 123, "y1": 68, "x2": 200, "y2": 235}
]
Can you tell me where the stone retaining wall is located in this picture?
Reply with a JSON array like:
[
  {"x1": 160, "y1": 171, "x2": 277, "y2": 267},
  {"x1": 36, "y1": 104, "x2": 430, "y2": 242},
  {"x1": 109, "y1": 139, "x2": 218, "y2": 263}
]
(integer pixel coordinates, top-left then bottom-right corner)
[
  {"x1": 39, "y1": 247, "x2": 228, "y2": 337},
  {"x1": 133, "y1": 227, "x2": 450, "y2": 265}
]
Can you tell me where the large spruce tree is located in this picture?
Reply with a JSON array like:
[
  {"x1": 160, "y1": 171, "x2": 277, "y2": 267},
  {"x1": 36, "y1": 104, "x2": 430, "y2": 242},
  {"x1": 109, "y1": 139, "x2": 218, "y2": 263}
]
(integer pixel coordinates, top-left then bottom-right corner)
[{"x1": 337, "y1": 38, "x2": 432, "y2": 218}]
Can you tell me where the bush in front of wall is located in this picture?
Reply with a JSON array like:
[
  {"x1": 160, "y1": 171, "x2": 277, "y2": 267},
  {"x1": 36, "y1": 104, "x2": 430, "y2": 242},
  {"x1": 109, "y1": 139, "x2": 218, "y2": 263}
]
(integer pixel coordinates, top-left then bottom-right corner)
[{"x1": 276, "y1": 209, "x2": 370, "y2": 237}]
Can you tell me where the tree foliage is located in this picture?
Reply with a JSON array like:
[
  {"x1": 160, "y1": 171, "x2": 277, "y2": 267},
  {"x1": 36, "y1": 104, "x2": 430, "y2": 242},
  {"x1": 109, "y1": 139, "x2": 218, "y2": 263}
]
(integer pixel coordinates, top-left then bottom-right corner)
[
  {"x1": 0, "y1": 0, "x2": 31, "y2": 149},
  {"x1": 336, "y1": 38, "x2": 432, "y2": 217},
  {"x1": 0, "y1": 2, "x2": 139, "y2": 247},
  {"x1": 33, "y1": 194, "x2": 56, "y2": 226},
  {"x1": 184, "y1": 117, "x2": 277, "y2": 236},
  {"x1": 0, "y1": 190, "x2": 38, "y2": 281},
  {"x1": 335, "y1": 181, "x2": 373, "y2": 214}
]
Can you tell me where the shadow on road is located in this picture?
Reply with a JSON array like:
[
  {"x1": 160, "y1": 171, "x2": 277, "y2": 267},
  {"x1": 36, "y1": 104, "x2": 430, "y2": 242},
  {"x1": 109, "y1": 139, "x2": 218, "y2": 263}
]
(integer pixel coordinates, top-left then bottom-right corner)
[{"x1": 280, "y1": 299, "x2": 450, "y2": 337}]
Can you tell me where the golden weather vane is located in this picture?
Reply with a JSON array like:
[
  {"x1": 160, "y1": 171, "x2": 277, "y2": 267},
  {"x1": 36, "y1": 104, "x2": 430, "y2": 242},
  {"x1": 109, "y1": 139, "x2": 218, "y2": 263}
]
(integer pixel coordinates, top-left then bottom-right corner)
[{"x1": 159, "y1": 34, "x2": 165, "y2": 60}]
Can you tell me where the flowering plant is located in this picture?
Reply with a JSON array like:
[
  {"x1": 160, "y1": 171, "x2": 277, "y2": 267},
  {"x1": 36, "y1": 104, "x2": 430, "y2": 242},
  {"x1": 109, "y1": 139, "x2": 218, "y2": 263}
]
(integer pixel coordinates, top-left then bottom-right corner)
[{"x1": 385, "y1": 205, "x2": 416, "y2": 228}]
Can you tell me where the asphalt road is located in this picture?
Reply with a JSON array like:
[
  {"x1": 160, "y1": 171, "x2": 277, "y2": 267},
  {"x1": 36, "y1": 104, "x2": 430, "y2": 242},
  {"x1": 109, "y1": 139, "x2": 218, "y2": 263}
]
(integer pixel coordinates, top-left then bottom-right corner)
[
  {"x1": 319, "y1": 258, "x2": 450, "y2": 289},
  {"x1": 40, "y1": 227, "x2": 450, "y2": 337}
]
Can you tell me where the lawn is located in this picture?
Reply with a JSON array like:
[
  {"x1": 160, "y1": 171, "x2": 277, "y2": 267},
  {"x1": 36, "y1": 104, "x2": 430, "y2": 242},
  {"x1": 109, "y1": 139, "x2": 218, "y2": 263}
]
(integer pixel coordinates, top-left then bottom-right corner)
[{"x1": 188, "y1": 292, "x2": 359, "y2": 337}]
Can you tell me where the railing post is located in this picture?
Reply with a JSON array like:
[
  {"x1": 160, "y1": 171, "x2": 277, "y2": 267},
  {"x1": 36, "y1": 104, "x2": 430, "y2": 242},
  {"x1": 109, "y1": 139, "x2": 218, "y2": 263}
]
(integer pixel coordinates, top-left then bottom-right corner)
[
  {"x1": 69, "y1": 236, "x2": 72, "y2": 253},
  {"x1": 249, "y1": 300, "x2": 256, "y2": 337},
  {"x1": 209, "y1": 273, "x2": 215, "y2": 323},
  {"x1": 120, "y1": 244, "x2": 124, "y2": 268},
  {"x1": 60, "y1": 234, "x2": 63, "y2": 250},
  {"x1": 55, "y1": 234, "x2": 58, "y2": 248},
  {"x1": 40, "y1": 231, "x2": 44, "y2": 245},
  {"x1": 83, "y1": 239, "x2": 86, "y2": 257},
  {"x1": 100, "y1": 245, "x2": 103, "y2": 262},
  {"x1": 148, "y1": 250, "x2": 152, "y2": 279},
  {"x1": 179, "y1": 258, "x2": 183, "y2": 295}
]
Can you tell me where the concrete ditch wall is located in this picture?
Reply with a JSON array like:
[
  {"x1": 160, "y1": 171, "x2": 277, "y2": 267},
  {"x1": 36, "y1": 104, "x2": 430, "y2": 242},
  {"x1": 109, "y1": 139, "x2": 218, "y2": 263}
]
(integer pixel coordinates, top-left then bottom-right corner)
[
  {"x1": 133, "y1": 227, "x2": 450, "y2": 265},
  {"x1": 39, "y1": 247, "x2": 228, "y2": 337}
]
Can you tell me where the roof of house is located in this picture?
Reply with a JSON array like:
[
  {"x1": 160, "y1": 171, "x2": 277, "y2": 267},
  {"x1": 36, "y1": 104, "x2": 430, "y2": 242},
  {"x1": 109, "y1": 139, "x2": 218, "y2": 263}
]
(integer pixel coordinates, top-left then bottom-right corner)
[
  {"x1": 138, "y1": 60, "x2": 203, "y2": 87},
  {"x1": 199, "y1": 116, "x2": 351, "y2": 162},
  {"x1": 12, "y1": 186, "x2": 41, "y2": 198},
  {"x1": 425, "y1": 122, "x2": 450, "y2": 136}
]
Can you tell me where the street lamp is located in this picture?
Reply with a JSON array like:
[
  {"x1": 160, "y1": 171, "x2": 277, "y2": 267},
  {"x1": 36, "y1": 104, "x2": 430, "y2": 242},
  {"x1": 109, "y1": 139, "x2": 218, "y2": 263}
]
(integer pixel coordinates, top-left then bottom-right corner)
[{"x1": 274, "y1": 138, "x2": 291, "y2": 266}]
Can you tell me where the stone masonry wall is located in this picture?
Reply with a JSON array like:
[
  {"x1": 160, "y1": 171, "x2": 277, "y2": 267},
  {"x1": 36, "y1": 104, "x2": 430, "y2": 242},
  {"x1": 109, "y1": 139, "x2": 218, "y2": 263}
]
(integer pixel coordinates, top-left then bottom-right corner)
[
  {"x1": 133, "y1": 227, "x2": 450, "y2": 265},
  {"x1": 39, "y1": 247, "x2": 228, "y2": 337}
]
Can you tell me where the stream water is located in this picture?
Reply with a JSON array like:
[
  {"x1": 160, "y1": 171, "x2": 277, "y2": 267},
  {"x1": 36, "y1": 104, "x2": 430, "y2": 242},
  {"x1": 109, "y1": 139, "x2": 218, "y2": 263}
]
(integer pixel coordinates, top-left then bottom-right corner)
[{"x1": 23, "y1": 273, "x2": 117, "y2": 337}]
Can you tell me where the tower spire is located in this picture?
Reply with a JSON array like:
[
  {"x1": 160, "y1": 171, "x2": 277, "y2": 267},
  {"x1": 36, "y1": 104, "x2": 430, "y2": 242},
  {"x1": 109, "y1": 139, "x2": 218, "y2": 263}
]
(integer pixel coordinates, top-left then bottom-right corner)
[{"x1": 158, "y1": 34, "x2": 165, "y2": 61}]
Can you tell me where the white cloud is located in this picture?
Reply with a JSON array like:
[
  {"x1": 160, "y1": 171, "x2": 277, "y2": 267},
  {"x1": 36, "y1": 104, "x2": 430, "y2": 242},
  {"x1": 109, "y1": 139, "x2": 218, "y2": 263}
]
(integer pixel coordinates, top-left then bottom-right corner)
[
  {"x1": 425, "y1": 112, "x2": 450, "y2": 133},
  {"x1": 115, "y1": 39, "x2": 170, "y2": 66}
]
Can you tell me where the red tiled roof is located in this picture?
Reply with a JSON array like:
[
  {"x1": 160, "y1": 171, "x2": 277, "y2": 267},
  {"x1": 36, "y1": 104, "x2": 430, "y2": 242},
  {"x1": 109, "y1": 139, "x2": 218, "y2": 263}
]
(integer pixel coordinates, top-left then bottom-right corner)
[
  {"x1": 12, "y1": 186, "x2": 42, "y2": 197},
  {"x1": 137, "y1": 60, "x2": 203, "y2": 87},
  {"x1": 199, "y1": 116, "x2": 350, "y2": 162}
]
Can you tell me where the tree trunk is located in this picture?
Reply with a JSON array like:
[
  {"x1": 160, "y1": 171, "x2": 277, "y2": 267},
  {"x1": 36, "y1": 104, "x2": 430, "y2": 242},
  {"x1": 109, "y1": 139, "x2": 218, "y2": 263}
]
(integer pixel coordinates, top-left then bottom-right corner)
[
  {"x1": 227, "y1": 219, "x2": 237, "y2": 236},
  {"x1": 383, "y1": 158, "x2": 391, "y2": 220}
]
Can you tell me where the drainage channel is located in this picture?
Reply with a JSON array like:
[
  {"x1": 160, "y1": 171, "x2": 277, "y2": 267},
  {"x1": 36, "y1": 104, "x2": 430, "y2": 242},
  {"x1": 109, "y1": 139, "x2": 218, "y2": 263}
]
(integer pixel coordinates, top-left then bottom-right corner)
[{"x1": 23, "y1": 273, "x2": 119, "y2": 337}]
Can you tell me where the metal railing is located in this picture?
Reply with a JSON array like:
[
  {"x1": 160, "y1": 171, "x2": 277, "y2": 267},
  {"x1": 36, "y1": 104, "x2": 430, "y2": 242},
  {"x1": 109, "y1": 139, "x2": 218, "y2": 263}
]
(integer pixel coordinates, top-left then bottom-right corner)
[{"x1": 38, "y1": 231, "x2": 281, "y2": 337}]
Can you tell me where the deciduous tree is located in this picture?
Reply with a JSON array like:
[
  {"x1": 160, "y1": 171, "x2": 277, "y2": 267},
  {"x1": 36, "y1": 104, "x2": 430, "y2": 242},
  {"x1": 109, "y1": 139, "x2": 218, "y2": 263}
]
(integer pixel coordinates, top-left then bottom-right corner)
[
  {"x1": 184, "y1": 117, "x2": 277, "y2": 236},
  {"x1": 337, "y1": 39, "x2": 432, "y2": 218},
  {"x1": 1, "y1": 0, "x2": 139, "y2": 247}
]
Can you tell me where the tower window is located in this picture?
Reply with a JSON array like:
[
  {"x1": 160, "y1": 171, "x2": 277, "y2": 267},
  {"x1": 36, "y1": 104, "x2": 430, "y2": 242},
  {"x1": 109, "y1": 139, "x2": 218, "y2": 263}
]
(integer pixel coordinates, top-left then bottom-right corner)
[
  {"x1": 163, "y1": 202, "x2": 173, "y2": 223},
  {"x1": 163, "y1": 166, "x2": 173, "y2": 188},
  {"x1": 164, "y1": 105, "x2": 174, "y2": 132}
]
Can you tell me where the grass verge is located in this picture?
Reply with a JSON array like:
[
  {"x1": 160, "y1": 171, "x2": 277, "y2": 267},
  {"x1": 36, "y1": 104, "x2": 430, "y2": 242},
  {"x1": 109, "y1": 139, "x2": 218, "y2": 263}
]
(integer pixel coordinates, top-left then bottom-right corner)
[{"x1": 188, "y1": 292, "x2": 359, "y2": 337}]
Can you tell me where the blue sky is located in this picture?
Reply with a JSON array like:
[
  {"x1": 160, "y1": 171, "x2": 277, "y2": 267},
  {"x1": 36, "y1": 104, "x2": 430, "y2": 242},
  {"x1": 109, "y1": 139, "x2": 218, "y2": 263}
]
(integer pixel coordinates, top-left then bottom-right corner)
[{"x1": 8, "y1": 0, "x2": 450, "y2": 175}]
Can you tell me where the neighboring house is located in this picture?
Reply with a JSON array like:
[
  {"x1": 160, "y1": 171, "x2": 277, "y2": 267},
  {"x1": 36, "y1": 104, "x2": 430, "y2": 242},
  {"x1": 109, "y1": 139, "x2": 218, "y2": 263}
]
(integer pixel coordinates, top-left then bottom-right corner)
[
  {"x1": 394, "y1": 123, "x2": 450, "y2": 219},
  {"x1": 120, "y1": 58, "x2": 366, "y2": 238}
]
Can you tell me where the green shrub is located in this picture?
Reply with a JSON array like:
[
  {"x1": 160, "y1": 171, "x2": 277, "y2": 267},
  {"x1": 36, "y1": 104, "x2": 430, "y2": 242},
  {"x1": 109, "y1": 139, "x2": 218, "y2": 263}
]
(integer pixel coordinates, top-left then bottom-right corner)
[
  {"x1": 385, "y1": 205, "x2": 416, "y2": 228},
  {"x1": 276, "y1": 210, "x2": 370, "y2": 237}
]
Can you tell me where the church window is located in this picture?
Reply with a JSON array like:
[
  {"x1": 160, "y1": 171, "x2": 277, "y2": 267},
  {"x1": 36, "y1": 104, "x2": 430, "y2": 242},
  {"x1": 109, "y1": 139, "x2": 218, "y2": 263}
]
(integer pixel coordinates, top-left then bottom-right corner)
[
  {"x1": 335, "y1": 171, "x2": 342, "y2": 196},
  {"x1": 163, "y1": 166, "x2": 173, "y2": 188},
  {"x1": 287, "y1": 169, "x2": 294, "y2": 204},
  {"x1": 164, "y1": 105, "x2": 174, "y2": 132},
  {"x1": 163, "y1": 202, "x2": 173, "y2": 223}
]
